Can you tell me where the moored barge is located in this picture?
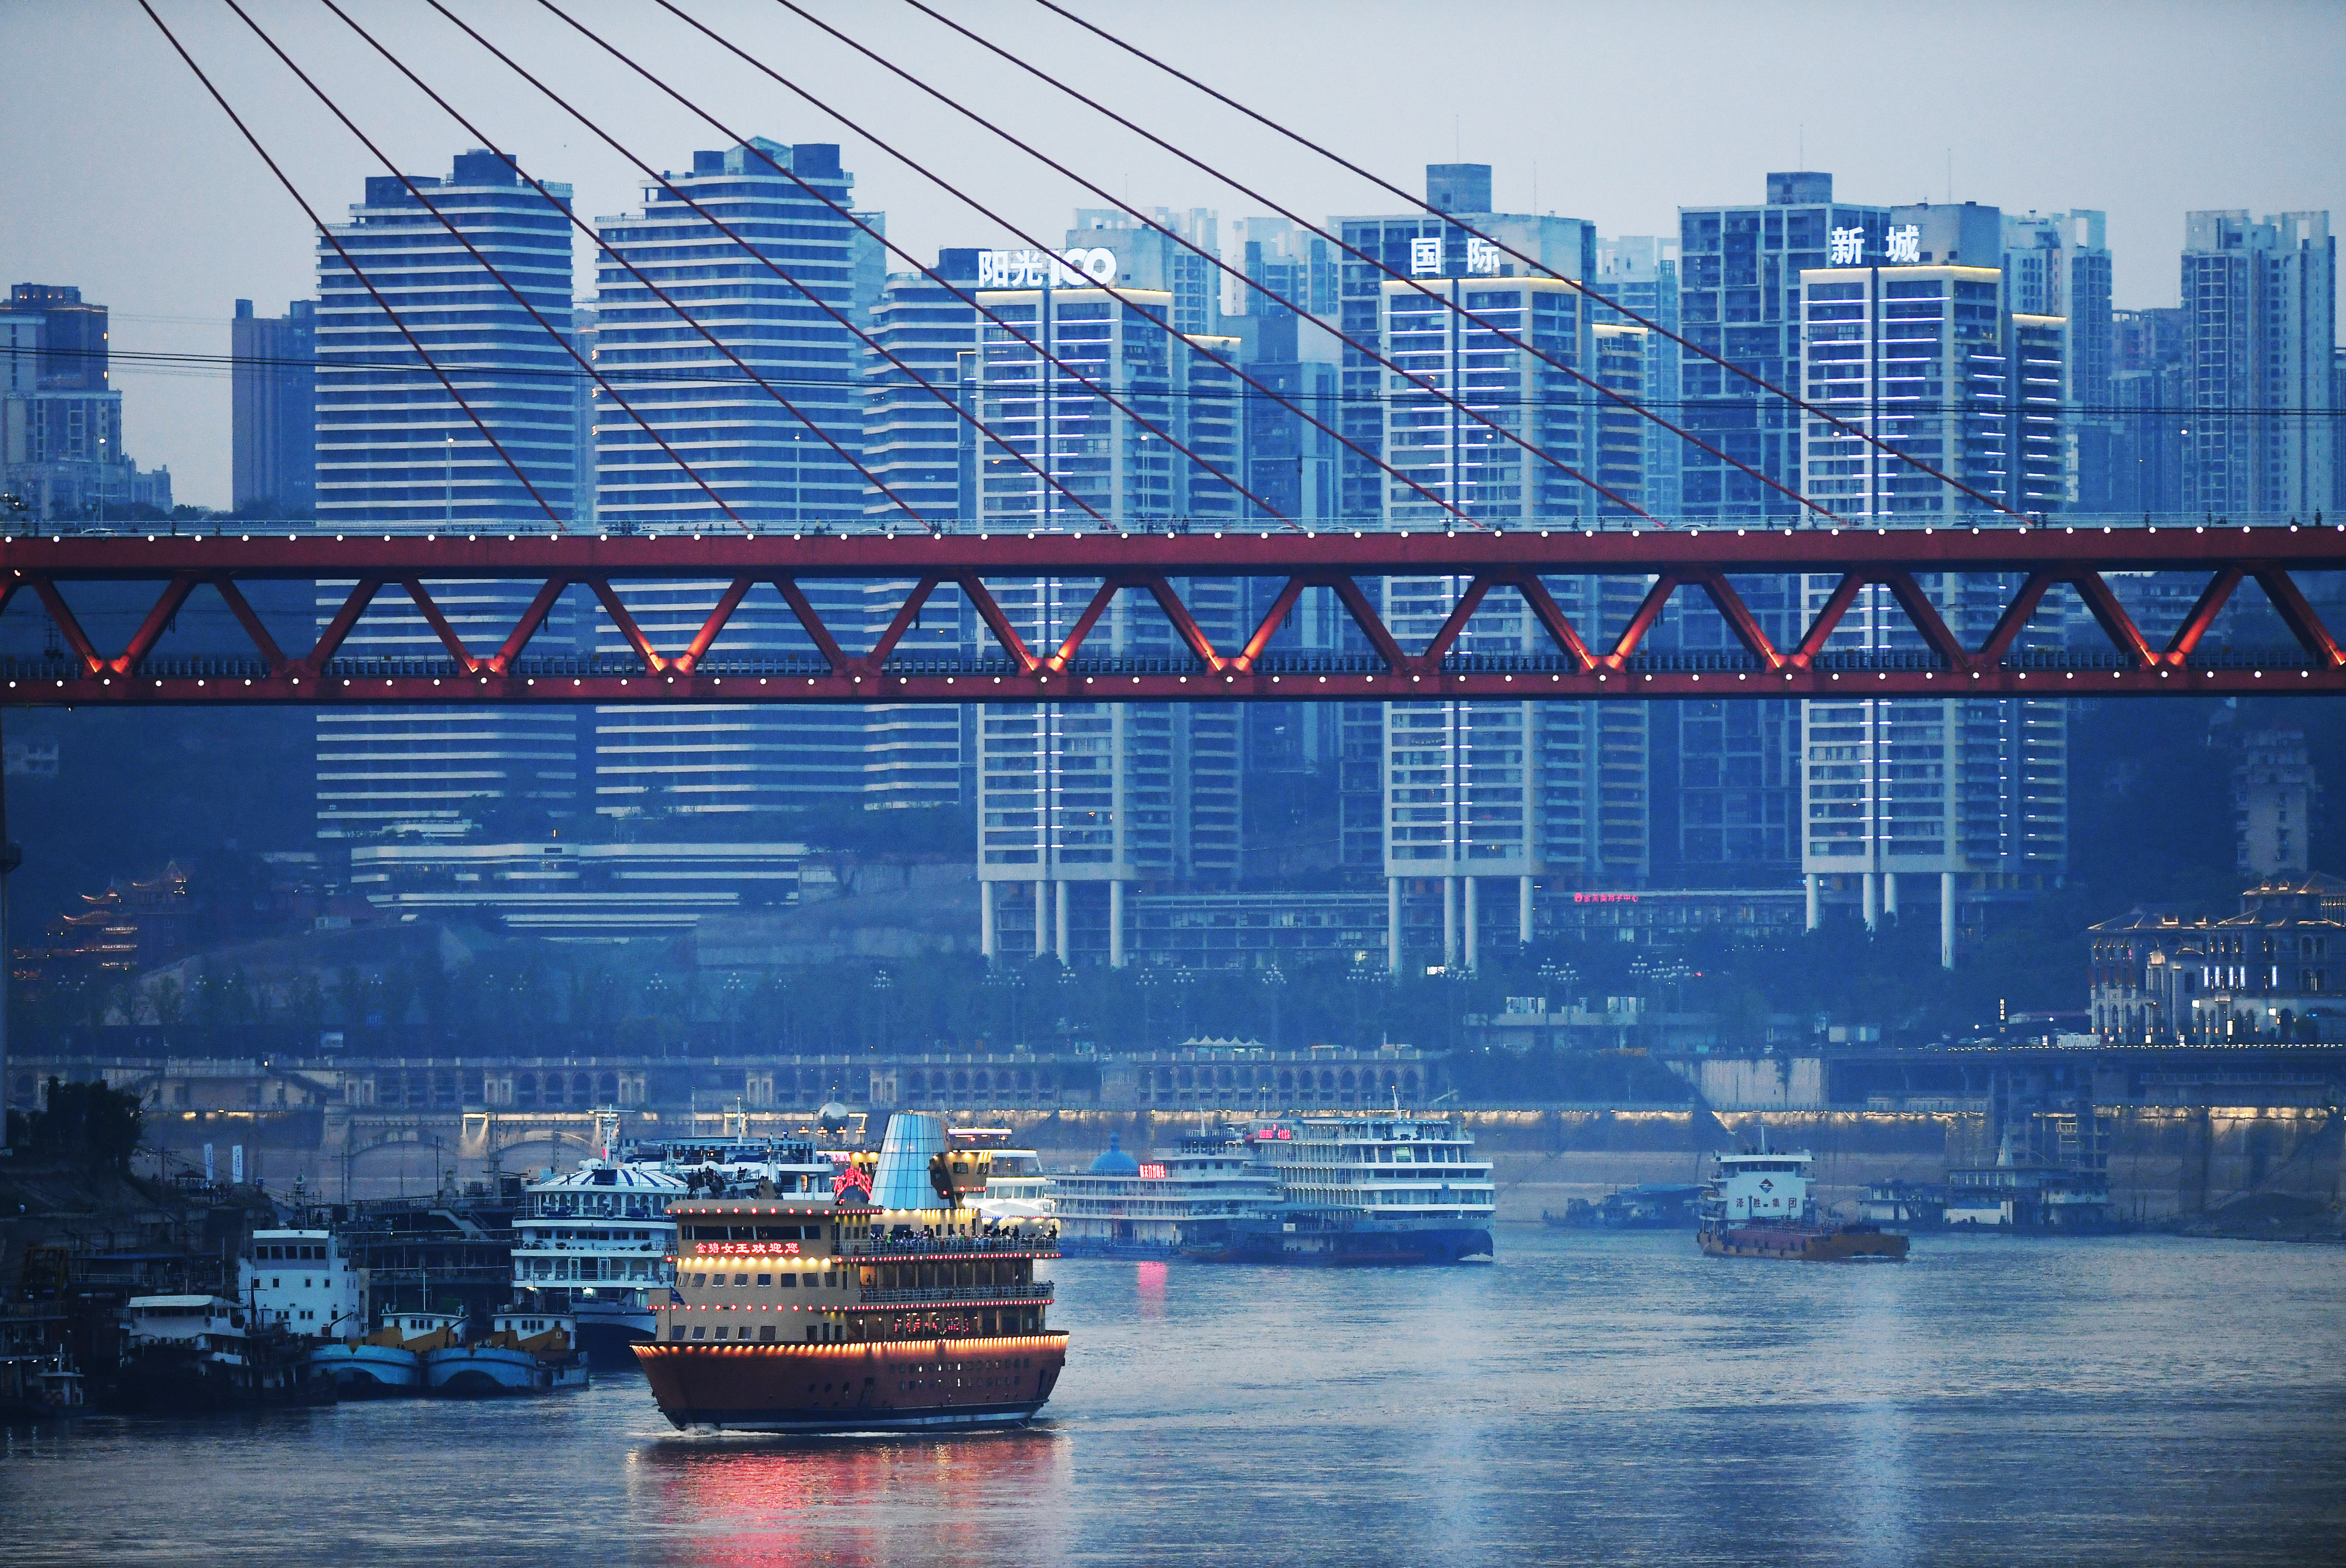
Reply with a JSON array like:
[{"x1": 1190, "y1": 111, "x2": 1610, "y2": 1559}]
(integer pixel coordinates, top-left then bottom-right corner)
[{"x1": 635, "y1": 1112, "x2": 1065, "y2": 1433}]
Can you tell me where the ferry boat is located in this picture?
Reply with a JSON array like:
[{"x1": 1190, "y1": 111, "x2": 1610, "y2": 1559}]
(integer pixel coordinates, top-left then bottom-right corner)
[
  {"x1": 635, "y1": 1112, "x2": 1066, "y2": 1433},
  {"x1": 1186, "y1": 1113, "x2": 1497, "y2": 1265},
  {"x1": 508, "y1": 1160, "x2": 689, "y2": 1360},
  {"x1": 959, "y1": 1128, "x2": 1056, "y2": 1224},
  {"x1": 423, "y1": 1310, "x2": 589, "y2": 1397},
  {"x1": 1053, "y1": 1128, "x2": 1279, "y2": 1257},
  {"x1": 1696, "y1": 1146, "x2": 1909, "y2": 1261}
]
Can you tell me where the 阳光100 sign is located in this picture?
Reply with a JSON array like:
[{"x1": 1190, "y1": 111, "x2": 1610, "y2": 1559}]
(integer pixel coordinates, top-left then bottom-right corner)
[{"x1": 977, "y1": 247, "x2": 1118, "y2": 289}]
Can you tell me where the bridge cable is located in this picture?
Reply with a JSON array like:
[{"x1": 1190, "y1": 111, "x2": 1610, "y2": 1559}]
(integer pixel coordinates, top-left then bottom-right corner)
[
  {"x1": 907, "y1": 0, "x2": 1824, "y2": 525},
  {"x1": 223, "y1": 0, "x2": 758, "y2": 537},
  {"x1": 137, "y1": 0, "x2": 567, "y2": 530},
  {"x1": 549, "y1": 0, "x2": 1437, "y2": 531},
  {"x1": 1028, "y1": 0, "x2": 2029, "y2": 523},
  {"x1": 772, "y1": 0, "x2": 1647, "y2": 523}
]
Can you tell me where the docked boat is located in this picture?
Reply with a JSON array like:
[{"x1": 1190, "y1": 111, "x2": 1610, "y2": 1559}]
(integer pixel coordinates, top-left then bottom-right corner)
[
  {"x1": 1180, "y1": 1113, "x2": 1496, "y2": 1265},
  {"x1": 508, "y1": 1160, "x2": 689, "y2": 1362},
  {"x1": 103, "y1": 1295, "x2": 333, "y2": 1411},
  {"x1": 635, "y1": 1112, "x2": 1066, "y2": 1433},
  {"x1": 424, "y1": 1311, "x2": 588, "y2": 1397},
  {"x1": 961, "y1": 1129, "x2": 1057, "y2": 1225},
  {"x1": 308, "y1": 1307, "x2": 462, "y2": 1397},
  {"x1": 1543, "y1": 1183, "x2": 1704, "y2": 1230},
  {"x1": 1696, "y1": 1146, "x2": 1908, "y2": 1261}
]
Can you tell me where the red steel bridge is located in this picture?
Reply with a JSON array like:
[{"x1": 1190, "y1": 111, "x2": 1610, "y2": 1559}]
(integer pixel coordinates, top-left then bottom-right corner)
[{"x1": 2, "y1": 521, "x2": 2343, "y2": 706}]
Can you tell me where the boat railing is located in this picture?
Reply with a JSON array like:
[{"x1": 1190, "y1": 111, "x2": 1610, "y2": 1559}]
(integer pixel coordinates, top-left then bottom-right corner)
[
  {"x1": 850, "y1": 1235, "x2": 1058, "y2": 1258},
  {"x1": 857, "y1": 1282, "x2": 1054, "y2": 1305}
]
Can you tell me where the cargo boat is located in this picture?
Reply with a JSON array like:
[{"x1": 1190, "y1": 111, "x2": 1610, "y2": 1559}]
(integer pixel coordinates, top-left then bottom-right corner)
[
  {"x1": 1696, "y1": 1147, "x2": 1908, "y2": 1262},
  {"x1": 635, "y1": 1113, "x2": 1066, "y2": 1434}
]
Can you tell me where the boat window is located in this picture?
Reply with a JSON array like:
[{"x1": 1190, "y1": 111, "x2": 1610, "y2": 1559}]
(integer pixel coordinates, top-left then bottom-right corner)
[
  {"x1": 757, "y1": 1274, "x2": 771, "y2": 1287},
  {"x1": 778, "y1": 1274, "x2": 796, "y2": 1288},
  {"x1": 687, "y1": 1274, "x2": 706, "y2": 1288},
  {"x1": 732, "y1": 1273, "x2": 748, "y2": 1287}
]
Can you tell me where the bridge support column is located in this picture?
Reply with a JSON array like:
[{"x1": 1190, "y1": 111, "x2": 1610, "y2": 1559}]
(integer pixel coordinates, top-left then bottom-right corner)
[
  {"x1": 1387, "y1": 878, "x2": 1402, "y2": 974},
  {"x1": 1034, "y1": 880, "x2": 1048, "y2": 958},
  {"x1": 1884, "y1": 871, "x2": 1900, "y2": 920},
  {"x1": 1055, "y1": 880, "x2": 1071, "y2": 967},
  {"x1": 981, "y1": 881, "x2": 996, "y2": 962},
  {"x1": 1805, "y1": 873, "x2": 1820, "y2": 931},
  {"x1": 1109, "y1": 880, "x2": 1125, "y2": 969},
  {"x1": 1862, "y1": 872, "x2": 1879, "y2": 932},
  {"x1": 1941, "y1": 872, "x2": 1957, "y2": 970},
  {"x1": 1518, "y1": 874, "x2": 1534, "y2": 946},
  {"x1": 1463, "y1": 877, "x2": 1480, "y2": 971},
  {"x1": 1443, "y1": 877, "x2": 1460, "y2": 969}
]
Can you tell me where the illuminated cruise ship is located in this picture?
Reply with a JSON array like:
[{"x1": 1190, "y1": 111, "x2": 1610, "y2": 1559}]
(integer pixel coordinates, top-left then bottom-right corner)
[
  {"x1": 1053, "y1": 1129, "x2": 1279, "y2": 1256},
  {"x1": 635, "y1": 1112, "x2": 1065, "y2": 1433}
]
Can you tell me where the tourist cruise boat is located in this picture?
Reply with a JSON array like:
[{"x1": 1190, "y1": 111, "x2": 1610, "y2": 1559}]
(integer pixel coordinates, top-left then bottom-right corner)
[
  {"x1": 1696, "y1": 1145, "x2": 1908, "y2": 1261},
  {"x1": 508, "y1": 1160, "x2": 689, "y2": 1360},
  {"x1": 1053, "y1": 1128, "x2": 1279, "y2": 1257},
  {"x1": 635, "y1": 1112, "x2": 1066, "y2": 1433},
  {"x1": 1196, "y1": 1112, "x2": 1498, "y2": 1264},
  {"x1": 956, "y1": 1128, "x2": 1056, "y2": 1223}
]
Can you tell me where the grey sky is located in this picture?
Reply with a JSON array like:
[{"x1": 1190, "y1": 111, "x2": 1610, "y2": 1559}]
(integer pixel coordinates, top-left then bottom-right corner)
[{"x1": 4, "y1": 0, "x2": 2340, "y2": 509}]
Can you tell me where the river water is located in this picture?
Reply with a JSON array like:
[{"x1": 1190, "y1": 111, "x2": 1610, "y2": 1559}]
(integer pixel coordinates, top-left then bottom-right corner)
[{"x1": 4, "y1": 1228, "x2": 2341, "y2": 1566}]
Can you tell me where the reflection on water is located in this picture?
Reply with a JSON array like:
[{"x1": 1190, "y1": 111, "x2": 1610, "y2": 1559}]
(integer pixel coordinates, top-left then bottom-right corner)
[{"x1": 2, "y1": 1231, "x2": 2342, "y2": 1567}]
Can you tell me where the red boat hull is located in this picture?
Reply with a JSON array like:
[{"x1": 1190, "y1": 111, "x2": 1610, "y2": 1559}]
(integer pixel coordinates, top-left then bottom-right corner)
[{"x1": 633, "y1": 1333, "x2": 1068, "y2": 1433}]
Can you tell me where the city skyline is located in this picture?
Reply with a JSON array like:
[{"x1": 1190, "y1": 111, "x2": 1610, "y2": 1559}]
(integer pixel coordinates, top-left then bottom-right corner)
[{"x1": 2, "y1": 0, "x2": 2340, "y2": 508}]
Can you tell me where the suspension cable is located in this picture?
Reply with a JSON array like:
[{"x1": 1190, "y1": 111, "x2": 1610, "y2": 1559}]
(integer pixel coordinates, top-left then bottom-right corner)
[
  {"x1": 785, "y1": 0, "x2": 1646, "y2": 522},
  {"x1": 138, "y1": 0, "x2": 565, "y2": 528},
  {"x1": 1030, "y1": 0, "x2": 2029, "y2": 522},
  {"x1": 224, "y1": 0, "x2": 752, "y2": 534}
]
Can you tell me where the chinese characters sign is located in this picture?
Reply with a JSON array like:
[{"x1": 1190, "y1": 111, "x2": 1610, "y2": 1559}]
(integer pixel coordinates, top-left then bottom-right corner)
[
  {"x1": 1830, "y1": 227, "x2": 1865, "y2": 266},
  {"x1": 976, "y1": 246, "x2": 1119, "y2": 289},
  {"x1": 1884, "y1": 225, "x2": 1922, "y2": 264},
  {"x1": 1408, "y1": 236, "x2": 1505, "y2": 278}
]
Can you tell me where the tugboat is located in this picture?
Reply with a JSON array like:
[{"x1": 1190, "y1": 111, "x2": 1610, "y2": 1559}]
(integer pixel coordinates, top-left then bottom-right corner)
[
  {"x1": 635, "y1": 1112, "x2": 1066, "y2": 1433},
  {"x1": 1696, "y1": 1143, "x2": 1908, "y2": 1262}
]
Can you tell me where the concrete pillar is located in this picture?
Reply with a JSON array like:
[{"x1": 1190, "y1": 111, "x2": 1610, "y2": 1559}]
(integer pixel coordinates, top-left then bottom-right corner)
[
  {"x1": 981, "y1": 880, "x2": 996, "y2": 961},
  {"x1": 1940, "y1": 871, "x2": 1957, "y2": 970},
  {"x1": 1055, "y1": 880, "x2": 1071, "y2": 966},
  {"x1": 1034, "y1": 880, "x2": 1048, "y2": 957},
  {"x1": 1884, "y1": 871, "x2": 1900, "y2": 919},
  {"x1": 1442, "y1": 876, "x2": 1460, "y2": 969},
  {"x1": 1862, "y1": 872, "x2": 1879, "y2": 932},
  {"x1": 1805, "y1": 873, "x2": 1820, "y2": 932},
  {"x1": 1387, "y1": 877, "x2": 1402, "y2": 974},
  {"x1": 1109, "y1": 880, "x2": 1125, "y2": 968},
  {"x1": 1518, "y1": 874, "x2": 1534, "y2": 946},
  {"x1": 1463, "y1": 877, "x2": 1480, "y2": 970}
]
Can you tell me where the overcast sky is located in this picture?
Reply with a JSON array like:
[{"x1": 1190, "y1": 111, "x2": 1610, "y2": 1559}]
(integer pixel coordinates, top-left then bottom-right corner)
[{"x1": 3, "y1": 0, "x2": 2340, "y2": 509}]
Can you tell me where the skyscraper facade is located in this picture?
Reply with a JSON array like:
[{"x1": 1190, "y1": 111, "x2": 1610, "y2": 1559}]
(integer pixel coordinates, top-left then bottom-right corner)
[
  {"x1": 862, "y1": 250, "x2": 981, "y2": 524},
  {"x1": 311, "y1": 152, "x2": 578, "y2": 842},
  {"x1": 1066, "y1": 208, "x2": 1223, "y2": 337},
  {"x1": 1, "y1": 283, "x2": 171, "y2": 519},
  {"x1": 594, "y1": 138, "x2": 867, "y2": 527},
  {"x1": 2179, "y1": 210, "x2": 2335, "y2": 520},
  {"x1": 316, "y1": 152, "x2": 575, "y2": 526},
  {"x1": 231, "y1": 297, "x2": 316, "y2": 515},
  {"x1": 1592, "y1": 236, "x2": 1683, "y2": 517},
  {"x1": 1677, "y1": 172, "x2": 1889, "y2": 521}
]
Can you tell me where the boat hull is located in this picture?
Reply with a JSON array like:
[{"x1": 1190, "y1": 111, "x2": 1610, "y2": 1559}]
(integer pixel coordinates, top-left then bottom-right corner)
[
  {"x1": 308, "y1": 1342, "x2": 422, "y2": 1397},
  {"x1": 1190, "y1": 1224, "x2": 1493, "y2": 1266},
  {"x1": 425, "y1": 1345, "x2": 589, "y2": 1396},
  {"x1": 1699, "y1": 1223, "x2": 1910, "y2": 1261},
  {"x1": 633, "y1": 1333, "x2": 1067, "y2": 1434}
]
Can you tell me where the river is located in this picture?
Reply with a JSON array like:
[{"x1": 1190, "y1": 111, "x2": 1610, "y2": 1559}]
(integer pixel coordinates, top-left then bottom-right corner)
[{"x1": 3, "y1": 1228, "x2": 2341, "y2": 1566}]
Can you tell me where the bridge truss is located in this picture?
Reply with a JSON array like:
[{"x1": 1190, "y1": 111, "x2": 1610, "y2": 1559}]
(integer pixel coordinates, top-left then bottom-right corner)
[{"x1": 2, "y1": 522, "x2": 2342, "y2": 706}]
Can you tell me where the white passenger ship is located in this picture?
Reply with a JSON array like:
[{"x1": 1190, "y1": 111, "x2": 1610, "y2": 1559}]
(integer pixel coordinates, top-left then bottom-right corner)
[{"x1": 1053, "y1": 1128, "x2": 1279, "y2": 1256}]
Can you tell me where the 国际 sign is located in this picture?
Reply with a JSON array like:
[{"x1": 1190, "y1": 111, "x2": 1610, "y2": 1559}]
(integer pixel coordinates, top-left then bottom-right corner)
[
  {"x1": 977, "y1": 247, "x2": 1119, "y2": 289},
  {"x1": 1408, "y1": 236, "x2": 1504, "y2": 278}
]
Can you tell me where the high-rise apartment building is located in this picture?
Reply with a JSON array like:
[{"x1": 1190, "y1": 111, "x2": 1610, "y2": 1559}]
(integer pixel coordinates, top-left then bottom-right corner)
[
  {"x1": 1333, "y1": 164, "x2": 1598, "y2": 520},
  {"x1": 862, "y1": 250, "x2": 981, "y2": 524},
  {"x1": 2111, "y1": 307, "x2": 2191, "y2": 515},
  {"x1": 2180, "y1": 210, "x2": 2335, "y2": 520},
  {"x1": 1676, "y1": 172, "x2": 1890, "y2": 521},
  {"x1": 231, "y1": 298, "x2": 316, "y2": 515},
  {"x1": 1, "y1": 283, "x2": 171, "y2": 519},
  {"x1": 316, "y1": 153, "x2": 576, "y2": 525},
  {"x1": 966, "y1": 279, "x2": 1247, "y2": 963},
  {"x1": 1226, "y1": 216, "x2": 1340, "y2": 321},
  {"x1": 311, "y1": 152, "x2": 578, "y2": 841},
  {"x1": 594, "y1": 138, "x2": 867, "y2": 527}
]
